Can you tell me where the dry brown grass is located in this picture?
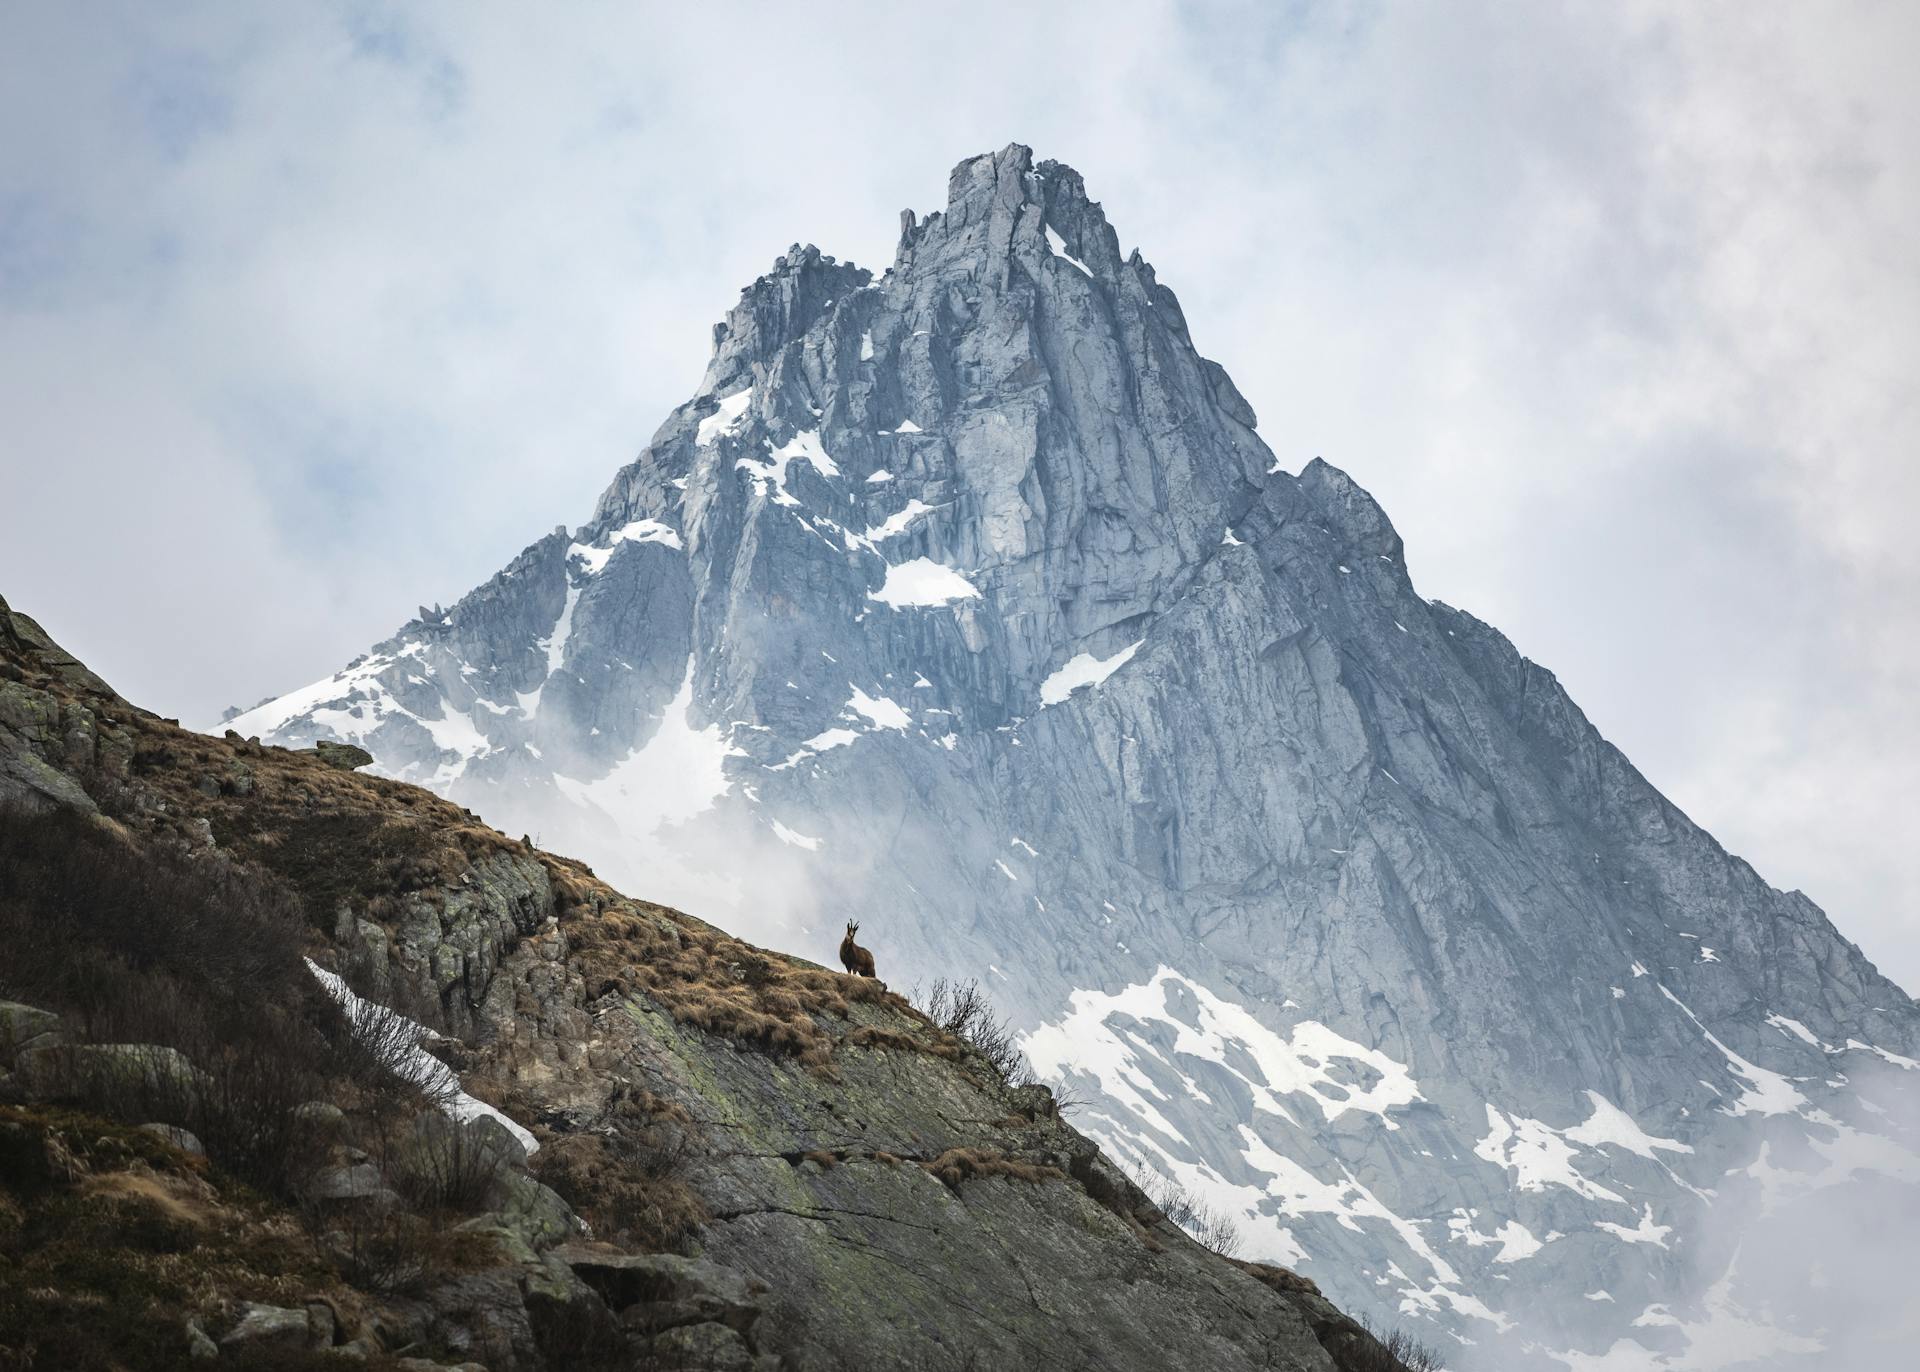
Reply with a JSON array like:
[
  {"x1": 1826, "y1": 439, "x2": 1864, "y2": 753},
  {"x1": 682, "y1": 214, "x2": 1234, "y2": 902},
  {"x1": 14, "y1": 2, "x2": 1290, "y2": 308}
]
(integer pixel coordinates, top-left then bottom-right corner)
[
  {"x1": 921, "y1": 1148, "x2": 1065, "y2": 1191},
  {"x1": 100, "y1": 710, "x2": 894, "y2": 1080},
  {"x1": 72, "y1": 710, "x2": 525, "y2": 943},
  {"x1": 802, "y1": 1150, "x2": 839, "y2": 1169},
  {"x1": 552, "y1": 863, "x2": 912, "y2": 1074},
  {"x1": 0, "y1": 1104, "x2": 379, "y2": 1368},
  {"x1": 847, "y1": 1025, "x2": 967, "y2": 1060},
  {"x1": 525, "y1": 1087, "x2": 705, "y2": 1254},
  {"x1": 534, "y1": 1132, "x2": 706, "y2": 1254},
  {"x1": 1232, "y1": 1257, "x2": 1321, "y2": 1297},
  {"x1": 76, "y1": 1167, "x2": 225, "y2": 1232}
]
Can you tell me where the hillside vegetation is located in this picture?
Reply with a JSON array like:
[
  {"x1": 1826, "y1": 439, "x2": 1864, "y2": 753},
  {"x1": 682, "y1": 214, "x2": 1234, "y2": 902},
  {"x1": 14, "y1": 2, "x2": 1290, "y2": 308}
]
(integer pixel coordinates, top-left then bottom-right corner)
[{"x1": 0, "y1": 589, "x2": 1417, "y2": 1371}]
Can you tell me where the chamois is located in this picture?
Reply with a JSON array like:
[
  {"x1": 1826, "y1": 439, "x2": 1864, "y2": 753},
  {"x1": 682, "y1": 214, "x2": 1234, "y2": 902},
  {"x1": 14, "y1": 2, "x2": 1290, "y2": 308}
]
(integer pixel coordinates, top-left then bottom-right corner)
[{"x1": 839, "y1": 920, "x2": 876, "y2": 978}]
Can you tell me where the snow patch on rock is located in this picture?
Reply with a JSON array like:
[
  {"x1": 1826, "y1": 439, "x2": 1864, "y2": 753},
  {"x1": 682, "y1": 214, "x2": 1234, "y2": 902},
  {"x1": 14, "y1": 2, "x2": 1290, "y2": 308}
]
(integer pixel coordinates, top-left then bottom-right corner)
[
  {"x1": 869, "y1": 558, "x2": 981, "y2": 608},
  {"x1": 1039, "y1": 640, "x2": 1144, "y2": 706}
]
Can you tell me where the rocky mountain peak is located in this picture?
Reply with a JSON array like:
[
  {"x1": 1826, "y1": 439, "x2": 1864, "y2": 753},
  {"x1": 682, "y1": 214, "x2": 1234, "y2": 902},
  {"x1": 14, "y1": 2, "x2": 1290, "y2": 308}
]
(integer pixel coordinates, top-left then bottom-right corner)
[
  {"x1": 903, "y1": 143, "x2": 1125, "y2": 289},
  {"x1": 1297, "y1": 457, "x2": 1408, "y2": 563},
  {"x1": 699, "y1": 241, "x2": 873, "y2": 399},
  {"x1": 215, "y1": 146, "x2": 1920, "y2": 1367}
]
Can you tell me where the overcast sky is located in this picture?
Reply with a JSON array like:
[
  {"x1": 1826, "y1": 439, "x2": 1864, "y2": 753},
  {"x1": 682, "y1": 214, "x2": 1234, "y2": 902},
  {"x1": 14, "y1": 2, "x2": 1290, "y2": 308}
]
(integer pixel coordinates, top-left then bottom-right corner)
[{"x1": 3, "y1": 2, "x2": 1914, "y2": 988}]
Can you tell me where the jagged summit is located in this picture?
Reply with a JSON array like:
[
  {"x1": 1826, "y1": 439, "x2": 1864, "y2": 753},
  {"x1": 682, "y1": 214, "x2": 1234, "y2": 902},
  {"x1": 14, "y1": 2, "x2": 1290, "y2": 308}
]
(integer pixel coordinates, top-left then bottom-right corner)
[
  {"x1": 701, "y1": 242, "x2": 873, "y2": 399},
  {"x1": 902, "y1": 143, "x2": 1127, "y2": 282},
  {"x1": 217, "y1": 146, "x2": 1920, "y2": 1367},
  {"x1": 703, "y1": 145, "x2": 1131, "y2": 403}
]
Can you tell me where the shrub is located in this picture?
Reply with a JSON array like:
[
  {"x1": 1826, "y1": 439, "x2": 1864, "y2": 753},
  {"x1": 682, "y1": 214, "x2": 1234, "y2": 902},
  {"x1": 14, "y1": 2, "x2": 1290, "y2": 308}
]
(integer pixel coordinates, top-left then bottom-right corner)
[
  {"x1": 327, "y1": 989, "x2": 455, "y2": 1115},
  {"x1": 1143, "y1": 1171, "x2": 1243, "y2": 1259},
  {"x1": 0, "y1": 805, "x2": 307, "y2": 1014},
  {"x1": 315, "y1": 1205, "x2": 452, "y2": 1295},
  {"x1": 300, "y1": 1181, "x2": 499, "y2": 1296},
  {"x1": 1353, "y1": 1318, "x2": 1447, "y2": 1372},
  {"x1": 0, "y1": 806, "x2": 427, "y2": 1195},
  {"x1": 214, "y1": 808, "x2": 453, "y2": 933},
  {"x1": 1046, "y1": 1079, "x2": 1091, "y2": 1115},
  {"x1": 386, "y1": 1114, "x2": 515, "y2": 1214},
  {"x1": 913, "y1": 978, "x2": 1031, "y2": 1086}
]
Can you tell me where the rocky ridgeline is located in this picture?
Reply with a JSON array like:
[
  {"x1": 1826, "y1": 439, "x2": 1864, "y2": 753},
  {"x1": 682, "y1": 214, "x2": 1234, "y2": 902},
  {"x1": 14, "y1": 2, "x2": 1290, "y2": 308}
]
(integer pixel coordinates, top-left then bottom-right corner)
[
  {"x1": 219, "y1": 145, "x2": 1920, "y2": 1365},
  {"x1": 0, "y1": 589, "x2": 1414, "y2": 1371}
]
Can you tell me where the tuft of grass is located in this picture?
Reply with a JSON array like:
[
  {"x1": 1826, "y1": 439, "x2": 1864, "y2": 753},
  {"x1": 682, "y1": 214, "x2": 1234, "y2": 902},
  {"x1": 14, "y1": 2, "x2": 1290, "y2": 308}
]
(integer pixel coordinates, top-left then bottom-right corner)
[
  {"x1": 1232, "y1": 1257, "x2": 1321, "y2": 1297},
  {"x1": 922, "y1": 1147, "x2": 1064, "y2": 1191},
  {"x1": 848, "y1": 1025, "x2": 965, "y2": 1059}
]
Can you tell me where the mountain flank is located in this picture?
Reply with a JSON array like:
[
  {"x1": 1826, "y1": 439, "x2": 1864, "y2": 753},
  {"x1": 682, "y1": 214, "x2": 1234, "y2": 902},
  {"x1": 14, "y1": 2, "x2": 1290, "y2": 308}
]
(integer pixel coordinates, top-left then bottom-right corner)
[{"x1": 0, "y1": 587, "x2": 1421, "y2": 1371}]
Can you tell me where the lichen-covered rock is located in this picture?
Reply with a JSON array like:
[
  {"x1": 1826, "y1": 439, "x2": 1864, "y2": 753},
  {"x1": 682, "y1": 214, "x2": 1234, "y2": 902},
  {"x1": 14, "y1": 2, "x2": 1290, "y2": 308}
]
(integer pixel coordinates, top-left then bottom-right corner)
[
  {"x1": 219, "y1": 1302, "x2": 311, "y2": 1352},
  {"x1": 293, "y1": 1099, "x2": 349, "y2": 1130},
  {"x1": 0, "y1": 603, "x2": 134, "y2": 814},
  {"x1": 343, "y1": 849, "x2": 556, "y2": 1038},
  {"x1": 637, "y1": 1320, "x2": 759, "y2": 1372},
  {"x1": 184, "y1": 1320, "x2": 218, "y2": 1361},
  {"x1": 397, "y1": 1267, "x2": 541, "y2": 1369},
  {"x1": 555, "y1": 1245, "x2": 758, "y2": 1326},
  {"x1": 302, "y1": 1162, "x2": 388, "y2": 1205},
  {"x1": 136, "y1": 1122, "x2": 205, "y2": 1155},
  {"x1": 479, "y1": 1166, "x2": 578, "y2": 1252},
  {"x1": 0, "y1": 1001, "x2": 61, "y2": 1064},
  {"x1": 0, "y1": 681, "x2": 98, "y2": 813},
  {"x1": 314, "y1": 739, "x2": 374, "y2": 770},
  {"x1": 15, "y1": 1041, "x2": 206, "y2": 1100}
]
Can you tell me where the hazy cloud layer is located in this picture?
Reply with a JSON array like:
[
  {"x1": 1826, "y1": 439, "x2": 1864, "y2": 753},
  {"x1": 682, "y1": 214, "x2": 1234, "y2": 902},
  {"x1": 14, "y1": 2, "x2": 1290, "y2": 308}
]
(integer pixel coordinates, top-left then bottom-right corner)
[{"x1": 2, "y1": 2, "x2": 1914, "y2": 986}]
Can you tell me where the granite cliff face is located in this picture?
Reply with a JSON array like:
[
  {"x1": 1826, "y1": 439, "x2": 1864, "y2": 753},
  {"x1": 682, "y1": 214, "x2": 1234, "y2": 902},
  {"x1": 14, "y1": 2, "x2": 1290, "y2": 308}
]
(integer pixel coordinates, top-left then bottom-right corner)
[{"x1": 223, "y1": 145, "x2": 1920, "y2": 1367}]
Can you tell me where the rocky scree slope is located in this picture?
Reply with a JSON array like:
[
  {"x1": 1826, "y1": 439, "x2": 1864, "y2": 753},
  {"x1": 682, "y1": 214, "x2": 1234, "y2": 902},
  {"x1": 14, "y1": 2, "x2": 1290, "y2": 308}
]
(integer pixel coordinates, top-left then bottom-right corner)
[
  {"x1": 221, "y1": 144, "x2": 1920, "y2": 1366},
  {"x1": 0, "y1": 587, "x2": 1415, "y2": 1372}
]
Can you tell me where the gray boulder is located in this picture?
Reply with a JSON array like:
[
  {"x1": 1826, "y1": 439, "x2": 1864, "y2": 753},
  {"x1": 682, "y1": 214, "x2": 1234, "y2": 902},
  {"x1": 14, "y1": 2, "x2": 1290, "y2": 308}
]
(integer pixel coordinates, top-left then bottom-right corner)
[
  {"x1": 219, "y1": 1302, "x2": 312, "y2": 1352},
  {"x1": 0, "y1": 1001, "x2": 61, "y2": 1064},
  {"x1": 136, "y1": 1122, "x2": 204, "y2": 1155},
  {"x1": 314, "y1": 739, "x2": 375, "y2": 770}
]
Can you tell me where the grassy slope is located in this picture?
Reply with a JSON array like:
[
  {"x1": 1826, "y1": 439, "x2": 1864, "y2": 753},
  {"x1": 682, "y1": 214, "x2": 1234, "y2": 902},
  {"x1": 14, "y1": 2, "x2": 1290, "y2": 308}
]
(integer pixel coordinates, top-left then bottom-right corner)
[{"x1": 0, "y1": 590, "x2": 1414, "y2": 1372}]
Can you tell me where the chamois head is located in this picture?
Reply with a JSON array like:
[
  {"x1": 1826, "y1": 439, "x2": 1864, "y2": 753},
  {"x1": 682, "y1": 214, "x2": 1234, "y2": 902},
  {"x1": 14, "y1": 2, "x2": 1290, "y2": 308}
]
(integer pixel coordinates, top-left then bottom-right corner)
[{"x1": 846, "y1": 919, "x2": 860, "y2": 938}]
